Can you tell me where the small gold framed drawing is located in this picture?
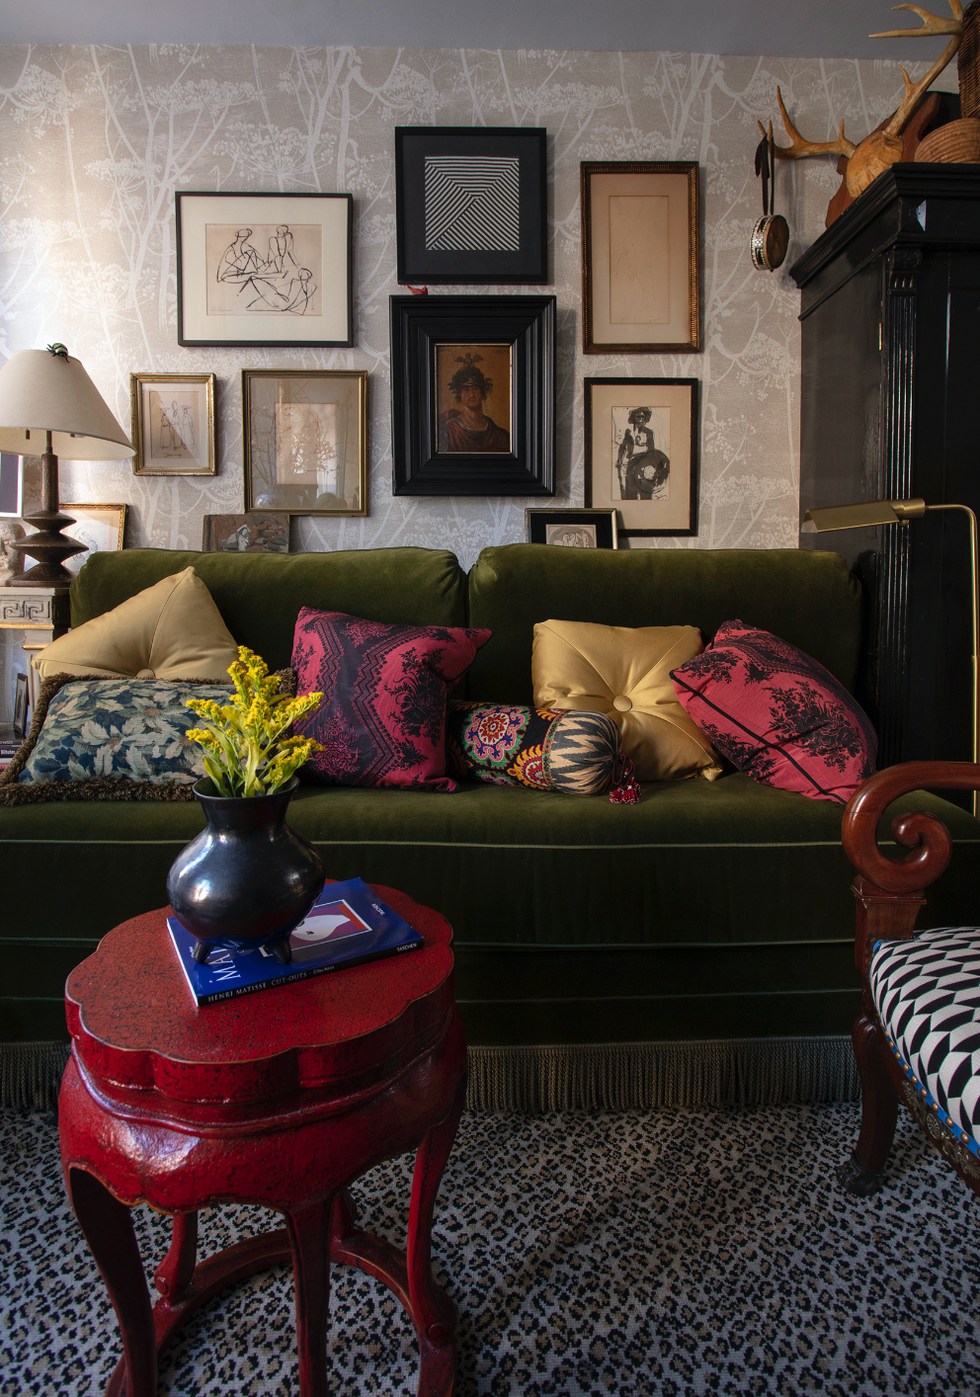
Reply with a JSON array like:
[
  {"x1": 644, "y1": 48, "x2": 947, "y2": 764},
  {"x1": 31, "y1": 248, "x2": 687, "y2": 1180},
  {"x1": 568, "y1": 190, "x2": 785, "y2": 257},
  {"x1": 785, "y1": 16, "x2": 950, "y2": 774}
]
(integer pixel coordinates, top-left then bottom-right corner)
[{"x1": 130, "y1": 373, "x2": 216, "y2": 476}]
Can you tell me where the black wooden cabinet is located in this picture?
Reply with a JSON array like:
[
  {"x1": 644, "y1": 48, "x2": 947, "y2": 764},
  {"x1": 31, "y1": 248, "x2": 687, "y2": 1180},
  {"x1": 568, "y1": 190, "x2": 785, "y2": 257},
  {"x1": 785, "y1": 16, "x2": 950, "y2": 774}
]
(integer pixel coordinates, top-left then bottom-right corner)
[{"x1": 791, "y1": 166, "x2": 980, "y2": 773}]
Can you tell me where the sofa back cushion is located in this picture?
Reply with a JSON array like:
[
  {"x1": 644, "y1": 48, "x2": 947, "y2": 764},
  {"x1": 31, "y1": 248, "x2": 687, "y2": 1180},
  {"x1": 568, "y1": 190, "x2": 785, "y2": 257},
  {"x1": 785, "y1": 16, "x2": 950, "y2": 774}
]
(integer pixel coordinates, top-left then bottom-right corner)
[
  {"x1": 465, "y1": 544, "x2": 863, "y2": 704},
  {"x1": 71, "y1": 547, "x2": 469, "y2": 673}
]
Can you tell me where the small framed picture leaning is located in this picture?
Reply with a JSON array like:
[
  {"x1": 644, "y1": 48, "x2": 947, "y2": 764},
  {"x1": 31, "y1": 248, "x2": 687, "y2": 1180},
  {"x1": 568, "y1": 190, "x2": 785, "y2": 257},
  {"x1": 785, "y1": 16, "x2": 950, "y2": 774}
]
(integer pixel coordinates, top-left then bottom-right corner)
[
  {"x1": 389, "y1": 294, "x2": 556, "y2": 496},
  {"x1": 242, "y1": 369, "x2": 368, "y2": 518},
  {"x1": 584, "y1": 378, "x2": 699, "y2": 538},
  {"x1": 525, "y1": 508, "x2": 618, "y2": 550},
  {"x1": 60, "y1": 504, "x2": 128, "y2": 576},
  {"x1": 175, "y1": 191, "x2": 353, "y2": 348},
  {"x1": 395, "y1": 126, "x2": 548, "y2": 285},
  {"x1": 581, "y1": 161, "x2": 700, "y2": 355},
  {"x1": 130, "y1": 373, "x2": 216, "y2": 476}
]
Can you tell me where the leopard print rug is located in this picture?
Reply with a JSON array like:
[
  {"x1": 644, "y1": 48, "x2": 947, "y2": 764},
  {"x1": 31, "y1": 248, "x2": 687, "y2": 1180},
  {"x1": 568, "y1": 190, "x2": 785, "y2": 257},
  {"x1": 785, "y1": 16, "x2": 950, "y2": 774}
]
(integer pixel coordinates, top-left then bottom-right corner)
[{"x1": 3, "y1": 1102, "x2": 979, "y2": 1395}]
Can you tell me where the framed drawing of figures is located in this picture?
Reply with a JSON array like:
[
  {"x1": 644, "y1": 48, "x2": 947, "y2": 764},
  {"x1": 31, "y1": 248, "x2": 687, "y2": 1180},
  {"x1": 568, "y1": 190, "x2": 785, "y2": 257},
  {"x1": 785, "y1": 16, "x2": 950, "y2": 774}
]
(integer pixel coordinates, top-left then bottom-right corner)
[
  {"x1": 130, "y1": 373, "x2": 216, "y2": 476},
  {"x1": 395, "y1": 127, "x2": 548, "y2": 285},
  {"x1": 242, "y1": 369, "x2": 367, "y2": 517},
  {"x1": 581, "y1": 162, "x2": 700, "y2": 354},
  {"x1": 584, "y1": 378, "x2": 699, "y2": 537},
  {"x1": 176, "y1": 192, "x2": 353, "y2": 348},
  {"x1": 390, "y1": 294, "x2": 556, "y2": 496}
]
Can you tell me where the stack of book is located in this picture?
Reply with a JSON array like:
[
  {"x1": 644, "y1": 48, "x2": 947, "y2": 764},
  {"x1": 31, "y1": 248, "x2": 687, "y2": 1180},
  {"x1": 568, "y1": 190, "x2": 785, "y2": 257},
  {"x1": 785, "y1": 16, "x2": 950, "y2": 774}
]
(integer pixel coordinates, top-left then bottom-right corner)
[
  {"x1": 168, "y1": 877, "x2": 425, "y2": 1005},
  {"x1": 0, "y1": 727, "x2": 21, "y2": 770}
]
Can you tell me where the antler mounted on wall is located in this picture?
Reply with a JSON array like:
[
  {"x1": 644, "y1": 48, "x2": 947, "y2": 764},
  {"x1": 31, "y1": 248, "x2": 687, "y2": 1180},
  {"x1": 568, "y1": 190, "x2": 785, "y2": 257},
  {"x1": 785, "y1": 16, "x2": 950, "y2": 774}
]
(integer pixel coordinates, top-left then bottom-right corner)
[{"x1": 763, "y1": 0, "x2": 963, "y2": 202}]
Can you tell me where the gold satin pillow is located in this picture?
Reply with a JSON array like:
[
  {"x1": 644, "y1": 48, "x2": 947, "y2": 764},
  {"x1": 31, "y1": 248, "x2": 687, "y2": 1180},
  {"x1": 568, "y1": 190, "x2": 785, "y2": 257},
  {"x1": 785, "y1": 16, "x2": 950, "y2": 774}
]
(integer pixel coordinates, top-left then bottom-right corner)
[
  {"x1": 532, "y1": 619, "x2": 722, "y2": 782},
  {"x1": 33, "y1": 566, "x2": 240, "y2": 682}
]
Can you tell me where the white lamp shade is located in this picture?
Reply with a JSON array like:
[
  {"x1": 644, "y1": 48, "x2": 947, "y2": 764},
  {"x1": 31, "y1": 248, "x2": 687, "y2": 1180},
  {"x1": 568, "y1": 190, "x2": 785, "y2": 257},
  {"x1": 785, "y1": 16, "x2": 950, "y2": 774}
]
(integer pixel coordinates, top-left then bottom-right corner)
[{"x1": 0, "y1": 348, "x2": 133, "y2": 459}]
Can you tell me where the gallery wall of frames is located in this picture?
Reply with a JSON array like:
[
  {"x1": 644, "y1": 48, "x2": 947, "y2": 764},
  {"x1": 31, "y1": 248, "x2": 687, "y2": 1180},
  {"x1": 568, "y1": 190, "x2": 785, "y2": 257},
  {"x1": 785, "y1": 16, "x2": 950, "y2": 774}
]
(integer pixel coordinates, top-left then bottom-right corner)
[{"x1": 0, "y1": 43, "x2": 932, "y2": 569}]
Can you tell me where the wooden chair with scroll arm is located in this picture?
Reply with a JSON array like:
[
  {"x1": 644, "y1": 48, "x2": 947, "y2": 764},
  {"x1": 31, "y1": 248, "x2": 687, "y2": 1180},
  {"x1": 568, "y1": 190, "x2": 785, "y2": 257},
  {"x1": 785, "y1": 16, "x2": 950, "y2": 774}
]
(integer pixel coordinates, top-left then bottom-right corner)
[{"x1": 838, "y1": 760, "x2": 980, "y2": 1200}]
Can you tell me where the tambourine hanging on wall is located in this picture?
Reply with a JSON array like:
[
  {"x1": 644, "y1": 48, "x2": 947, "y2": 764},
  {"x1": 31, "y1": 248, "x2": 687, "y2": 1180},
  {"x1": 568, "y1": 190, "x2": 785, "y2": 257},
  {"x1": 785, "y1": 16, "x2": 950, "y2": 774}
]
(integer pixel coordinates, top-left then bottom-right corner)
[{"x1": 750, "y1": 121, "x2": 789, "y2": 272}]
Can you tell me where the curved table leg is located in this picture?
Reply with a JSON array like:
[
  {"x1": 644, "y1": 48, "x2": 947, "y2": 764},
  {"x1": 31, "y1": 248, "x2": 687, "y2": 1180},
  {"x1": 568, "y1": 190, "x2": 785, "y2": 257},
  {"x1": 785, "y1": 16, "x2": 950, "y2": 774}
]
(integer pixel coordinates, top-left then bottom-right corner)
[
  {"x1": 154, "y1": 1212, "x2": 198, "y2": 1304},
  {"x1": 286, "y1": 1197, "x2": 335, "y2": 1397},
  {"x1": 407, "y1": 1073, "x2": 467, "y2": 1396},
  {"x1": 67, "y1": 1167, "x2": 157, "y2": 1397}
]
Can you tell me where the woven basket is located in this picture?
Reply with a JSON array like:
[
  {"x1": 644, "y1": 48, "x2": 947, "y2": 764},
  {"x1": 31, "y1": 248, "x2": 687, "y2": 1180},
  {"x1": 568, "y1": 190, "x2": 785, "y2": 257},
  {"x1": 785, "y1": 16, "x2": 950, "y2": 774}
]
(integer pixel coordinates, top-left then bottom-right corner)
[{"x1": 914, "y1": 117, "x2": 980, "y2": 164}]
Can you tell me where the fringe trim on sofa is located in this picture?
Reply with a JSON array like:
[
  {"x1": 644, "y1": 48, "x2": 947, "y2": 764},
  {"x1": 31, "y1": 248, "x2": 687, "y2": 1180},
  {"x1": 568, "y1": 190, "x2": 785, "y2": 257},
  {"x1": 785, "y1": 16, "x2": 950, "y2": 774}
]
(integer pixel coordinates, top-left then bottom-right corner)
[
  {"x1": 464, "y1": 1037, "x2": 859, "y2": 1112},
  {"x1": 0, "y1": 1041, "x2": 70, "y2": 1111},
  {"x1": 0, "y1": 1036, "x2": 859, "y2": 1114}
]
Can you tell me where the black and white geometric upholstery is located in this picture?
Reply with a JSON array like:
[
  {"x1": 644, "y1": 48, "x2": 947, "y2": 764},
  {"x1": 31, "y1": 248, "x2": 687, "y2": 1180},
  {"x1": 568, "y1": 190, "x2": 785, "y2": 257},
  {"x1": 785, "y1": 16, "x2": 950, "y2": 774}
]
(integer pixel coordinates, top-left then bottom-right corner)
[{"x1": 870, "y1": 927, "x2": 980, "y2": 1162}]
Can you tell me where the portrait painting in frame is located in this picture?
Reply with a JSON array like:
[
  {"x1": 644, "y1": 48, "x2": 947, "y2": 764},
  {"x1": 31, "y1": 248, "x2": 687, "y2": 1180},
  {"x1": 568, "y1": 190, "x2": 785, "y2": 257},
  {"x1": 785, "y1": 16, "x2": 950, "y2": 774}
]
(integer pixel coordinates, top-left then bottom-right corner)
[
  {"x1": 242, "y1": 370, "x2": 367, "y2": 517},
  {"x1": 584, "y1": 378, "x2": 699, "y2": 537},
  {"x1": 581, "y1": 162, "x2": 700, "y2": 355},
  {"x1": 131, "y1": 373, "x2": 216, "y2": 476},
  {"x1": 390, "y1": 294, "x2": 555, "y2": 496},
  {"x1": 176, "y1": 192, "x2": 353, "y2": 348}
]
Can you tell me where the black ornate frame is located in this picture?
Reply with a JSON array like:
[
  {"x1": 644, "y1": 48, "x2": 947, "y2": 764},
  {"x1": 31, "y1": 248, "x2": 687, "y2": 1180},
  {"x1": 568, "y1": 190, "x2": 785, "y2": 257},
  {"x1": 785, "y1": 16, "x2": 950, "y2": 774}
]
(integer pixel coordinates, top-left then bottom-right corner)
[{"x1": 389, "y1": 294, "x2": 556, "y2": 497}]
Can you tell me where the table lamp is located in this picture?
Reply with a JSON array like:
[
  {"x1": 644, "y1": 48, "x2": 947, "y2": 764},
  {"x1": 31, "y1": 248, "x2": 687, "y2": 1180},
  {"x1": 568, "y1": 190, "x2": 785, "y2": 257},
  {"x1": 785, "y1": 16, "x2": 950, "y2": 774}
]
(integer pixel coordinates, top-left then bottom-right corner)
[
  {"x1": 802, "y1": 496, "x2": 978, "y2": 814},
  {"x1": 0, "y1": 344, "x2": 133, "y2": 586}
]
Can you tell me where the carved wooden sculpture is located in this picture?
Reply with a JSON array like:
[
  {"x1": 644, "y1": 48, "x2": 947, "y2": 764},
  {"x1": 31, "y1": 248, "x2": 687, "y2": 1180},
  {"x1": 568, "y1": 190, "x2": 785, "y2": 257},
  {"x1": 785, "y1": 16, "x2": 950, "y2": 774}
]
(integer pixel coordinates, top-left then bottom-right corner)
[{"x1": 764, "y1": 2, "x2": 963, "y2": 199}]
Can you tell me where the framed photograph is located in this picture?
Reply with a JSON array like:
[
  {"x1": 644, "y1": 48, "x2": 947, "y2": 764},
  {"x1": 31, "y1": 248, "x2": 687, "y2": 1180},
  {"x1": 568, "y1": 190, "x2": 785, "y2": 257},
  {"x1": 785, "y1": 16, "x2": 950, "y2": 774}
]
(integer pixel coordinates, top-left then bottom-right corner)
[
  {"x1": 584, "y1": 378, "x2": 699, "y2": 537},
  {"x1": 390, "y1": 294, "x2": 555, "y2": 496},
  {"x1": 242, "y1": 370, "x2": 367, "y2": 517},
  {"x1": 0, "y1": 453, "x2": 22, "y2": 517},
  {"x1": 61, "y1": 504, "x2": 127, "y2": 575},
  {"x1": 130, "y1": 373, "x2": 216, "y2": 476},
  {"x1": 581, "y1": 162, "x2": 700, "y2": 354},
  {"x1": 202, "y1": 513, "x2": 289, "y2": 553},
  {"x1": 175, "y1": 191, "x2": 353, "y2": 348},
  {"x1": 395, "y1": 127, "x2": 548, "y2": 285},
  {"x1": 525, "y1": 508, "x2": 618, "y2": 549},
  {"x1": 13, "y1": 671, "x2": 28, "y2": 739}
]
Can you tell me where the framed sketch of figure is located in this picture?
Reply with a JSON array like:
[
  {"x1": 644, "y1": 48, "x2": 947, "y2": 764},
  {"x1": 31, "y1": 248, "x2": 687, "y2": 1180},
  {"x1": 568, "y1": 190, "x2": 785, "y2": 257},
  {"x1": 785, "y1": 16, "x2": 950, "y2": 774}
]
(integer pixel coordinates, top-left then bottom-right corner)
[
  {"x1": 131, "y1": 374, "x2": 216, "y2": 476},
  {"x1": 584, "y1": 378, "x2": 699, "y2": 537}
]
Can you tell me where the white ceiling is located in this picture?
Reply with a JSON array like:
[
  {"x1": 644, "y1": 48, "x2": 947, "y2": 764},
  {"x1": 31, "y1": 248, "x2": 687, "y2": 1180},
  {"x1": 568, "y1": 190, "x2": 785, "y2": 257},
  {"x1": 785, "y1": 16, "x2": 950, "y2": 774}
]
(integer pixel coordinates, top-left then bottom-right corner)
[{"x1": 0, "y1": 0, "x2": 965, "y2": 61}]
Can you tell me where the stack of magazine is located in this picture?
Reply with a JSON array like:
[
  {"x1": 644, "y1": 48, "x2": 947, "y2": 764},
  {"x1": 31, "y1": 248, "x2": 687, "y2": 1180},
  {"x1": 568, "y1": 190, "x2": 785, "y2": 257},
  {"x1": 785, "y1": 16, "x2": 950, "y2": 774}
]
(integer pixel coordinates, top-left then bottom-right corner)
[{"x1": 168, "y1": 877, "x2": 424, "y2": 1006}]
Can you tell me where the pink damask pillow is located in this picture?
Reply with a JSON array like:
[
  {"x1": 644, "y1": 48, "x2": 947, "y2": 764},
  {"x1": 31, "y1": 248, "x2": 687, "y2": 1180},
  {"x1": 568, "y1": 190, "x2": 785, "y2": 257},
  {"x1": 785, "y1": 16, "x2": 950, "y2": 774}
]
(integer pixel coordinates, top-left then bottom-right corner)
[
  {"x1": 669, "y1": 619, "x2": 876, "y2": 804},
  {"x1": 291, "y1": 608, "x2": 492, "y2": 791}
]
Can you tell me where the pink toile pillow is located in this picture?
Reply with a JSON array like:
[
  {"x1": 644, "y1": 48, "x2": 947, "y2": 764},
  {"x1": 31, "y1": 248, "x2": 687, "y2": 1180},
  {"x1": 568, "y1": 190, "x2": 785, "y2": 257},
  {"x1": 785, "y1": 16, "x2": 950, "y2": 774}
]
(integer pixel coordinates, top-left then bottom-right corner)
[
  {"x1": 669, "y1": 619, "x2": 876, "y2": 804},
  {"x1": 291, "y1": 608, "x2": 492, "y2": 791}
]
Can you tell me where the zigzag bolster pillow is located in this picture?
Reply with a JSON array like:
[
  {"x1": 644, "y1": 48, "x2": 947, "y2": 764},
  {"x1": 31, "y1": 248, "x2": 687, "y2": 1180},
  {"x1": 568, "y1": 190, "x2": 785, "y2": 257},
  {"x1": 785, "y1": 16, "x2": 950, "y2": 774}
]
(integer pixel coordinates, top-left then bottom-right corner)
[{"x1": 447, "y1": 701, "x2": 639, "y2": 803}]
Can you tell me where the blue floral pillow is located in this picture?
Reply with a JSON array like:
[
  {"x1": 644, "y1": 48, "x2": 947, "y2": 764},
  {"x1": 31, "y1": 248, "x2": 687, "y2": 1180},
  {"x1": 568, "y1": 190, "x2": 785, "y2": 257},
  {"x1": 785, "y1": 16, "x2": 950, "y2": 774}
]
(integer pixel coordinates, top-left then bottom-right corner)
[{"x1": 5, "y1": 679, "x2": 231, "y2": 795}]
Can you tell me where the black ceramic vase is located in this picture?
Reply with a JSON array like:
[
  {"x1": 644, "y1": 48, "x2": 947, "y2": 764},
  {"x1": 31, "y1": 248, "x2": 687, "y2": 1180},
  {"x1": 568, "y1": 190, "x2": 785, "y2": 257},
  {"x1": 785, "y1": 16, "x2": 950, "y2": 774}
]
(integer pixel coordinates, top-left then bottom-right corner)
[{"x1": 166, "y1": 775, "x2": 324, "y2": 966}]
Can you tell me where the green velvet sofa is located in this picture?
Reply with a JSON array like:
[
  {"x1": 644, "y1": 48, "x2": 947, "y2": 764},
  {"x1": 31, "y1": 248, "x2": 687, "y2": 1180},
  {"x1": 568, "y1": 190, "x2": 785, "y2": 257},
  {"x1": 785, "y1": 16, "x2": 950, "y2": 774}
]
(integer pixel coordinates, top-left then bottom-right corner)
[{"x1": 3, "y1": 542, "x2": 977, "y2": 1110}]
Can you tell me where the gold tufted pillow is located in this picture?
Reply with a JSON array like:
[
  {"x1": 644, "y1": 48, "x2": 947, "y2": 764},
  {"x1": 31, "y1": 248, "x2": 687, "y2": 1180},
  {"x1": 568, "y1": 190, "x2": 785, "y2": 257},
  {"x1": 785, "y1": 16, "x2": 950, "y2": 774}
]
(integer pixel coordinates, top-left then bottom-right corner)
[
  {"x1": 532, "y1": 619, "x2": 722, "y2": 782},
  {"x1": 32, "y1": 566, "x2": 240, "y2": 682}
]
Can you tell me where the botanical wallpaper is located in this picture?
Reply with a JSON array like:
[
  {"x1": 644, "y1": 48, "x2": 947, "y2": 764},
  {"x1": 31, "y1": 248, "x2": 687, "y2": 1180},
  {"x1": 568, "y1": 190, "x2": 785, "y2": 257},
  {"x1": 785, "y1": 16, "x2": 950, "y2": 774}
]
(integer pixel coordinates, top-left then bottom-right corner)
[{"x1": 0, "y1": 45, "x2": 937, "y2": 569}]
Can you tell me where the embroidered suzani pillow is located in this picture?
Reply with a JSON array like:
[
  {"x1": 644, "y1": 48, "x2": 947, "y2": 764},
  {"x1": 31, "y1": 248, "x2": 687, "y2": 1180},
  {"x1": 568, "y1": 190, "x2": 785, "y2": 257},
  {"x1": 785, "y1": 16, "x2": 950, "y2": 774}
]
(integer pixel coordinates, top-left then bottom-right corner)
[
  {"x1": 0, "y1": 677, "x2": 233, "y2": 803},
  {"x1": 669, "y1": 619, "x2": 876, "y2": 804},
  {"x1": 291, "y1": 608, "x2": 492, "y2": 791},
  {"x1": 447, "y1": 702, "x2": 632, "y2": 799}
]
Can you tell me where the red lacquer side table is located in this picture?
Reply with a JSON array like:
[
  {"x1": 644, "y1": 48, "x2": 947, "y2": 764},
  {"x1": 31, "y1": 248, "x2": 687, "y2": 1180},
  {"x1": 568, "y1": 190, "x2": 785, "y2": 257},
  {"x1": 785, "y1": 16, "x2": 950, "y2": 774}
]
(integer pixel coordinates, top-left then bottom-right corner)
[{"x1": 58, "y1": 884, "x2": 466, "y2": 1397}]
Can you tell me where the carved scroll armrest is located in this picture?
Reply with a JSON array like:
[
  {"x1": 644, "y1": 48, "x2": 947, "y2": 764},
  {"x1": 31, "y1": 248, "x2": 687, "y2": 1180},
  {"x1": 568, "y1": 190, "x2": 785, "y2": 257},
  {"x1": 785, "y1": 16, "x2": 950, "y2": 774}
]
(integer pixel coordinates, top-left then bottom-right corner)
[{"x1": 842, "y1": 761, "x2": 980, "y2": 981}]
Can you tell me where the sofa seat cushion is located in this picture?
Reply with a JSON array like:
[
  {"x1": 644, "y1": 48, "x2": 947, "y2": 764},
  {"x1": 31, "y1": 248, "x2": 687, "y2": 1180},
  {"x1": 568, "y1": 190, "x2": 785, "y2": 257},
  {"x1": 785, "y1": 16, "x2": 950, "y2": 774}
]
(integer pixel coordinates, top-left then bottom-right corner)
[
  {"x1": 35, "y1": 566, "x2": 238, "y2": 682},
  {"x1": 870, "y1": 926, "x2": 980, "y2": 1157},
  {"x1": 3, "y1": 777, "x2": 977, "y2": 1044}
]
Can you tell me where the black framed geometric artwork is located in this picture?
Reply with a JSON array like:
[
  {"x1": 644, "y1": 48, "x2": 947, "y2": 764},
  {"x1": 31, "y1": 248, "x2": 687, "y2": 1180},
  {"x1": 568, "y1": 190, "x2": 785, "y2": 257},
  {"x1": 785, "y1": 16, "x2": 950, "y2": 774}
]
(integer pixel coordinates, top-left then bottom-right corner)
[
  {"x1": 389, "y1": 294, "x2": 556, "y2": 496},
  {"x1": 395, "y1": 127, "x2": 548, "y2": 285}
]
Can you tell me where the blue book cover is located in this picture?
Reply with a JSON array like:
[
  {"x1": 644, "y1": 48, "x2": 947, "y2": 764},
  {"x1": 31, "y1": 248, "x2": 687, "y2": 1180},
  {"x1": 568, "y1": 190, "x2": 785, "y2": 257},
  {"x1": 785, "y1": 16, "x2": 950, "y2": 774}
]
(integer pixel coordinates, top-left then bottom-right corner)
[{"x1": 167, "y1": 877, "x2": 425, "y2": 1006}]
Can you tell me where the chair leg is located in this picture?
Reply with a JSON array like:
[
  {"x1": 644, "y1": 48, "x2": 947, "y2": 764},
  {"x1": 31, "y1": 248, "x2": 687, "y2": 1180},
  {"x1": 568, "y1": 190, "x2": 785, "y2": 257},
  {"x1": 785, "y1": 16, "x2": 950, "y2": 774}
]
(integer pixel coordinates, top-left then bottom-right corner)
[{"x1": 837, "y1": 1013, "x2": 899, "y2": 1197}]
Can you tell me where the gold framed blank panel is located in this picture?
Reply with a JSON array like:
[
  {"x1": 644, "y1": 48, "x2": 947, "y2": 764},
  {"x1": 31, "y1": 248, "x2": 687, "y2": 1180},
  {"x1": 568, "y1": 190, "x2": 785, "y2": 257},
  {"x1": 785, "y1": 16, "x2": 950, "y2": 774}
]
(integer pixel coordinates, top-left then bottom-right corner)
[{"x1": 581, "y1": 161, "x2": 700, "y2": 354}]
